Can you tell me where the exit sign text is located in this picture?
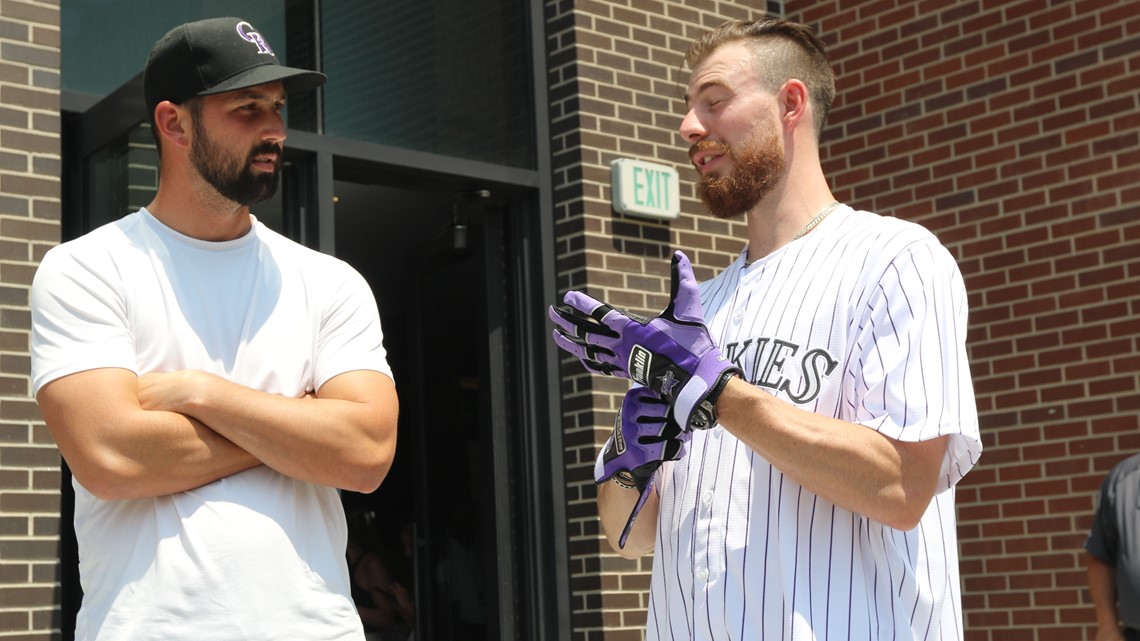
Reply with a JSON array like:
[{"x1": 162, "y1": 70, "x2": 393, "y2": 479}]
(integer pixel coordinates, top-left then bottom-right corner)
[{"x1": 611, "y1": 158, "x2": 681, "y2": 221}]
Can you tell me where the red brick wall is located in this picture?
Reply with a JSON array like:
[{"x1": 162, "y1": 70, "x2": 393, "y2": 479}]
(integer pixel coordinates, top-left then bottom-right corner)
[{"x1": 788, "y1": 0, "x2": 1140, "y2": 639}]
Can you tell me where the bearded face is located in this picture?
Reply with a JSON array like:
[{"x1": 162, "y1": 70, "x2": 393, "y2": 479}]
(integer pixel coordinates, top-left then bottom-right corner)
[
  {"x1": 692, "y1": 121, "x2": 786, "y2": 220},
  {"x1": 190, "y1": 112, "x2": 282, "y2": 207}
]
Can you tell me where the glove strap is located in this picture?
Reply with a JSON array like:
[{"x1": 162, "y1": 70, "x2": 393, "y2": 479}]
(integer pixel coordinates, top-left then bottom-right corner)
[
  {"x1": 612, "y1": 471, "x2": 638, "y2": 489},
  {"x1": 692, "y1": 367, "x2": 742, "y2": 430}
]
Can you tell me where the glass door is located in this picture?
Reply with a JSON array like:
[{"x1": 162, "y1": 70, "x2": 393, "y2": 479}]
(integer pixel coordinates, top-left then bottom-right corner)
[{"x1": 332, "y1": 181, "x2": 520, "y2": 640}]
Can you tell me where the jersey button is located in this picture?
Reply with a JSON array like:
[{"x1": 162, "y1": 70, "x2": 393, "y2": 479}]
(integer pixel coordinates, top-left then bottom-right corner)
[
  {"x1": 732, "y1": 307, "x2": 744, "y2": 323},
  {"x1": 696, "y1": 568, "x2": 709, "y2": 582},
  {"x1": 702, "y1": 490, "x2": 714, "y2": 506}
]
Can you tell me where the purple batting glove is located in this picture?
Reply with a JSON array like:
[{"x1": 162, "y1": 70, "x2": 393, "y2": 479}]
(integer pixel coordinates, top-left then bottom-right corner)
[
  {"x1": 549, "y1": 250, "x2": 742, "y2": 430},
  {"x1": 595, "y1": 386, "x2": 690, "y2": 548}
]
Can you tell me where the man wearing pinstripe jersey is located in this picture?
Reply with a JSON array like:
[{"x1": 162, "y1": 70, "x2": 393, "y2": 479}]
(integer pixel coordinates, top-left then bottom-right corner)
[{"x1": 593, "y1": 19, "x2": 983, "y2": 641}]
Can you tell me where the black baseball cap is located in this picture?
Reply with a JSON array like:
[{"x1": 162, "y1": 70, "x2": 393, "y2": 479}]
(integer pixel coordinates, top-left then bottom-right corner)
[{"x1": 144, "y1": 17, "x2": 326, "y2": 117}]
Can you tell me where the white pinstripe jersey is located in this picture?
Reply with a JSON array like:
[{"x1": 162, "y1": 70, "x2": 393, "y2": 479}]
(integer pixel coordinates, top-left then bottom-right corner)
[{"x1": 646, "y1": 205, "x2": 982, "y2": 641}]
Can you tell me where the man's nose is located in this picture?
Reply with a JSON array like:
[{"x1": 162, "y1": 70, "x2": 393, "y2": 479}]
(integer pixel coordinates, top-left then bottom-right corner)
[
  {"x1": 679, "y1": 109, "x2": 706, "y2": 143},
  {"x1": 263, "y1": 111, "x2": 287, "y2": 145}
]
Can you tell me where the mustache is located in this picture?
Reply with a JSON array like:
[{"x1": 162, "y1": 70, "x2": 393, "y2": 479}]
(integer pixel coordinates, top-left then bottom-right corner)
[
  {"x1": 689, "y1": 140, "x2": 731, "y2": 165},
  {"x1": 247, "y1": 142, "x2": 283, "y2": 165}
]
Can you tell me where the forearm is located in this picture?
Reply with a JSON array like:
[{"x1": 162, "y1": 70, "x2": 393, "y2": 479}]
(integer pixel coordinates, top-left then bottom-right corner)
[
  {"x1": 145, "y1": 370, "x2": 397, "y2": 492},
  {"x1": 715, "y1": 378, "x2": 947, "y2": 530},
  {"x1": 1086, "y1": 553, "x2": 1122, "y2": 634},
  {"x1": 37, "y1": 370, "x2": 260, "y2": 501},
  {"x1": 95, "y1": 410, "x2": 261, "y2": 499},
  {"x1": 597, "y1": 478, "x2": 658, "y2": 557}
]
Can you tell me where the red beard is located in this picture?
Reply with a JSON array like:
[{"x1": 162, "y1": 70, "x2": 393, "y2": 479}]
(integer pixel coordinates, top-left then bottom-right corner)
[{"x1": 692, "y1": 128, "x2": 785, "y2": 220}]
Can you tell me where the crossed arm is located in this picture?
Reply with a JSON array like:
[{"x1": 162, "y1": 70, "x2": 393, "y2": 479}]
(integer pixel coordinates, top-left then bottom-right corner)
[
  {"x1": 600, "y1": 377, "x2": 949, "y2": 556},
  {"x1": 36, "y1": 367, "x2": 398, "y2": 500}
]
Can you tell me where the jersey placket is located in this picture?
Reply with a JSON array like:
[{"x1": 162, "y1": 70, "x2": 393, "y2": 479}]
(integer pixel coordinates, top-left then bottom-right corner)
[{"x1": 691, "y1": 272, "x2": 751, "y2": 638}]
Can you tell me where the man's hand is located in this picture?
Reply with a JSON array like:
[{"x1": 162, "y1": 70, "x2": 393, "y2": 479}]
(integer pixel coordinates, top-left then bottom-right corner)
[
  {"x1": 138, "y1": 371, "x2": 314, "y2": 413},
  {"x1": 550, "y1": 250, "x2": 742, "y2": 430},
  {"x1": 137, "y1": 370, "x2": 198, "y2": 413},
  {"x1": 596, "y1": 385, "x2": 690, "y2": 548}
]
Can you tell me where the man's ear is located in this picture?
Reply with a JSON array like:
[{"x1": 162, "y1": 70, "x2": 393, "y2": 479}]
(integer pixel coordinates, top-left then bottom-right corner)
[
  {"x1": 778, "y1": 79, "x2": 810, "y2": 133},
  {"x1": 152, "y1": 101, "x2": 191, "y2": 149}
]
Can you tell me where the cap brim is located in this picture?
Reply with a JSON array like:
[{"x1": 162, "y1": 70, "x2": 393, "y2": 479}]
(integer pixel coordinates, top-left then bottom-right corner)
[{"x1": 198, "y1": 63, "x2": 327, "y2": 97}]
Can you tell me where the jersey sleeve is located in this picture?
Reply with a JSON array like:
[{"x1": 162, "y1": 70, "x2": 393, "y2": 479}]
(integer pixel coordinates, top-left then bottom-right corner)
[
  {"x1": 31, "y1": 244, "x2": 138, "y2": 395},
  {"x1": 848, "y1": 238, "x2": 982, "y2": 492},
  {"x1": 312, "y1": 264, "x2": 393, "y2": 391}
]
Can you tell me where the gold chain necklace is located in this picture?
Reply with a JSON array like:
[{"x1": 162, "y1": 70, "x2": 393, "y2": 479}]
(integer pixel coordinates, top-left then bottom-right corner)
[
  {"x1": 792, "y1": 200, "x2": 840, "y2": 241},
  {"x1": 744, "y1": 200, "x2": 840, "y2": 267}
]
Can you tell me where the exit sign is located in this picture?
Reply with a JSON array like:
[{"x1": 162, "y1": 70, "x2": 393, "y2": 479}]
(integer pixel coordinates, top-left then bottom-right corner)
[{"x1": 611, "y1": 158, "x2": 681, "y2": 221}]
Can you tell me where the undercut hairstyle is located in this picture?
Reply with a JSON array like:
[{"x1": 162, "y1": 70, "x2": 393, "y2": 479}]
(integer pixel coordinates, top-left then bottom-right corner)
[{"x1": 685, "y1": 18, "x2": 837, "y2": 137}]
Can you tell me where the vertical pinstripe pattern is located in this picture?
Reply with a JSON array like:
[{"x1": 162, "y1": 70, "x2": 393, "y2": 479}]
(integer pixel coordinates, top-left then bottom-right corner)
[{"x1": 646, "y1": 206, "x2": 981, "y2": 641}]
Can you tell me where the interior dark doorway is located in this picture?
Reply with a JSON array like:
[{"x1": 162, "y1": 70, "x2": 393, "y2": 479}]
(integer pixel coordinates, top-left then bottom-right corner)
[{"x1": 332, "y1": 180, "x2": 516, "y2": 641}]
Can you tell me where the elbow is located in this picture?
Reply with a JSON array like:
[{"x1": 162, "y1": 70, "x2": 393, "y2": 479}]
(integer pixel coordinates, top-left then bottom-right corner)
[
  {"x1": 875, "y1": 491, "x2": 935, "y2": 531},
  {"x1": 67, "y1": 456, "x2": 145, "y2": 501},
  {"x1": 72, "y1": 473, "x2": 120, "y2": 500},
  {"x1": 343, "y1": 459, "x2": 392, "y2": 494},
  {"x1": 341, "y1": 426, "x2": 396, "y2": 494},
  {"x1": 86, "y1": 482, "x2": 142, "y2": 502},
  {"x1": 880, "y1": 509, "x2": 924, "y2": 532}
]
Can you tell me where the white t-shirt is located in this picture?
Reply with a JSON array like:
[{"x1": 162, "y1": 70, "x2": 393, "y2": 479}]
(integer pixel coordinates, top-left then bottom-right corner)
[
  {"x1": 646, "y1": 206, "x2": 982, "y2": 641},
  {"x1": 31, "y1": 209, "x2": 393, "y2": 641}
]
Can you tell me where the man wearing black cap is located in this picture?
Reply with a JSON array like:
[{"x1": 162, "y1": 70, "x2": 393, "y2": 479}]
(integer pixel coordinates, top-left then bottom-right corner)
[{"x1": 30, "y1": 17, "x2": 398, "y2": 640}]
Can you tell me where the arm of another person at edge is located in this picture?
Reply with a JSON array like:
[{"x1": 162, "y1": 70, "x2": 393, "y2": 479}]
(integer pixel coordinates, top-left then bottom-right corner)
[
  {"x1": 138, "y1": 368, "x2": 398, "y2": 494},
  {"x1": 715, "y1": 377, "x2": 949, "y2": 531},
  {"x1": 596, "y1": 474, "x2": 661, "y2": 558},
  {"x1": 36, "y1": 367, "x2": 262, "y2": 501},
  {"x1": 1086, "y1": 552, "x2": 1124, "y2": 641}
]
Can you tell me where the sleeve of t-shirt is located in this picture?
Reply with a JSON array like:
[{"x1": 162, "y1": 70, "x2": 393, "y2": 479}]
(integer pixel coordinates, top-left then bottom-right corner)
[
  {"x1": 312, "y1": 264, "x2": 393, "y2": 391},
  {"x1": 848, "y1": 237, "x2": 983, "y2": 493},
  {"x1": 31, "y1": 244, "x2": 138, "y2": 395}
]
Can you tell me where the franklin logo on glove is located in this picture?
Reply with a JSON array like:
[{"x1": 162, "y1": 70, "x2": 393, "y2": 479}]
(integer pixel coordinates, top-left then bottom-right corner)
[{"x1": 629, "y1": 346, "x2": 652, "y2": 385}]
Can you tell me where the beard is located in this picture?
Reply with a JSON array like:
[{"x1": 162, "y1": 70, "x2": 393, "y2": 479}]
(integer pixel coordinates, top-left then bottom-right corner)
[
  {"x1": 190, "y1": 117, "x2": 281, "y2": 206},
  {"x1": 692, "y1": 125, "x2": 786, "y2": 220}
]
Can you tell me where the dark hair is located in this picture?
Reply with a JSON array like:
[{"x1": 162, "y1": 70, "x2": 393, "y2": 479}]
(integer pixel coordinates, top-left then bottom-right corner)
[{"x1": 685, "y1": 18, "x2": 837, "y2": 136}]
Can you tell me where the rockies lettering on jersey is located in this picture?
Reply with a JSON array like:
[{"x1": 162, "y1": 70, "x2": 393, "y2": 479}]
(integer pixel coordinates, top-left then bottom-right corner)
[{"x1": 724, "y1": 337, "x2": 840, "y2": 405}]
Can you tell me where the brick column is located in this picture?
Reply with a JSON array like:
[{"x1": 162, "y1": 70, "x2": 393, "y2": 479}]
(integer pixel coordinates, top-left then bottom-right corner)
[
  {"x1": 0, "y1": 0, "x2": 62, "y2": 638},
  {"x1": 547, "y1": 1, "x2": 772, "y2": 639}
]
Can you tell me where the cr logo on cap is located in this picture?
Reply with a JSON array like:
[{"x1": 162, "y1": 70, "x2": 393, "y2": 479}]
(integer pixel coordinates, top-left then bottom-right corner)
[{"x1": 236, "y1": 21, "x2": 275, "y2": 56}]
